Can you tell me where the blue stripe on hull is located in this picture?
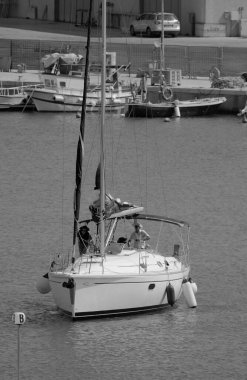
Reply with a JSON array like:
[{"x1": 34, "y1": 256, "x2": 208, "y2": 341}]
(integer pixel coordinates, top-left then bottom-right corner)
[{"x1": 59, "y1": 302, "x2": 171, "y2": 319}]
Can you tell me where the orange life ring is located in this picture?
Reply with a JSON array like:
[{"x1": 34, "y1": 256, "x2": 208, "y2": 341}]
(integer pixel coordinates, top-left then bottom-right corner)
[{"x1": 161, "y1": 86, "x2": 173, "y2": 101}]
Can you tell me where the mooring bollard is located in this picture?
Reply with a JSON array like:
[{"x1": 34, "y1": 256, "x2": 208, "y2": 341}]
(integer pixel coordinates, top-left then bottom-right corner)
[{"x1": 12, "y1": 312, "x2": 26, "y2": 380}]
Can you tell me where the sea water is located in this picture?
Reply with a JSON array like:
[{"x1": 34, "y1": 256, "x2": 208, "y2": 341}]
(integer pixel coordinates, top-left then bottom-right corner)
[{"x1": 0, "y1": 111, "x2": 246, "y2": 380}]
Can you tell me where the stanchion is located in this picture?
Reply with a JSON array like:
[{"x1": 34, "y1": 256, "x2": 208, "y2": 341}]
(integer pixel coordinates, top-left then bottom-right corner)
[{"x1": 12, "y1": 312, "x2": 26, "y2": 380}]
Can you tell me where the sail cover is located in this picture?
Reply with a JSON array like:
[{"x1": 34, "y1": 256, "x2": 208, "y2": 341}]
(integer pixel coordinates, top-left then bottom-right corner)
[
  {"x1": 94, "y1": 163, "x2": 100, "y2": 190},
  {"x1": 73, "y1": 133, "x2": 84, "y2": 246}
]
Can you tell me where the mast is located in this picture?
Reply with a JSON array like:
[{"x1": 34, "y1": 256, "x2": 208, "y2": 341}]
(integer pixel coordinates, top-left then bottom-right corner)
[
  {"x1": 161, "y1": 0, "x2": 165, "y2": 71},
  {"x1": 72, "y1": 0, "x2": 93, "y2": 263},
  {"x1": 100, "y1": 0, "x2": 106, "y2": 256}
]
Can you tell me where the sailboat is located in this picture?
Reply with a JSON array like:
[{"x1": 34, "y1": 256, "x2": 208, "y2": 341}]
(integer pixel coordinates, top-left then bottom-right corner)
[{"x1": 37, "y1": 0, "x2": 197, "y2": 319}]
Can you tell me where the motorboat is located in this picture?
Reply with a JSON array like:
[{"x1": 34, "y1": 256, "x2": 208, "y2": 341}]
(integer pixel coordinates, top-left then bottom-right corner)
[
  {"x1": 125, "y1": 97, "x2": 227, "y2": 118},
  {"x1": 0, "y1": 85, "x2": 36, "y2": 110}
]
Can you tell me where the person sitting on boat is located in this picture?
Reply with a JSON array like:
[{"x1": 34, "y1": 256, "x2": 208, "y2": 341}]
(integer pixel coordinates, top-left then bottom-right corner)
[
  {"x1": 78, "y1": 225, "x2": 92, "y2": 255},
  {"x1": 128, "y1": 222, "x2": 150, "y2": 249}
]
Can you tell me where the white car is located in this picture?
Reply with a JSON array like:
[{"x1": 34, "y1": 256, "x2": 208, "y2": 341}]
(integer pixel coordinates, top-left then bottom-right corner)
[{"x1": 130, "y1": 12, "x2": 180, "y2": 37}]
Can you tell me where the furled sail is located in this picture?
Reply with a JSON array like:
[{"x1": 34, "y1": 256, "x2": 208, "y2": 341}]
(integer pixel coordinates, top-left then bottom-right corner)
[
  {"x1": 72, "y1": 0, "x2": 93, "y2": 262},
  {"x1": 73, "y1": 135, "x2": 84, "y2": 247},
  {"x1": 94, "y1": 162, "x2": 100, "y2": 190}
]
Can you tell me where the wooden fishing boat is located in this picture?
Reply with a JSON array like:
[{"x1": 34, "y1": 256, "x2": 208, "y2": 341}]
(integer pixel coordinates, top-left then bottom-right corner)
[
  {"x1": 25, "y1": 57, "x2": 133, "y2": 113},
  {"x1": 125, "y1": 97, "x2": 227, "y2": 118}
]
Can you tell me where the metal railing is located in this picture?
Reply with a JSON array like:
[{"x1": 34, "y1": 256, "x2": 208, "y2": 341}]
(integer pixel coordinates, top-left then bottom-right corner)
[{"x1": 0, "y1": 38, "x2": 246, "y2": 78}]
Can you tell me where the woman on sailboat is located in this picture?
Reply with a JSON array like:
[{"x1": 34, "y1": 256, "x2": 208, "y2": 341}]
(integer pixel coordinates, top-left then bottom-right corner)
[{"x1": 78, "y1": 225, "x2": 93, "y2": 255}]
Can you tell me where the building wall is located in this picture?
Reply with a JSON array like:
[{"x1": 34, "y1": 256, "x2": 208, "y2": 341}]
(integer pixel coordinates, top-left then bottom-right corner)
[
  {"x1": 53, "y1": 0, "x2": 140, "y2": 29},
  {"x1": 205, "y1": 0, "x2": 247, "y2": 36},
  {"x1": 143, "y1": 0, "x2": 180, "y2": 18},
  {"x1": 5, "y1": 0, "x2": 247, "y2": 37},
  {"x1": 56, "y1": 0, "x2": 78, "y2": 23},
  {"x1": 92, "y1": 0, "x2": 140, "y2": 30},
  {"x1": 9, "y1": 0, "x2": 54, "y2": 21},
  {"x1": 181, "y1": 0, "x2": 247, "y2": 36},
  {"x1": 180, "y1": 0, "x2": 206, "y2": 36}
]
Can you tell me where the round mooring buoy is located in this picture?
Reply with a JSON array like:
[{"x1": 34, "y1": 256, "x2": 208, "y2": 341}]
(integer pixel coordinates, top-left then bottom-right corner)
[{"x1": 36, "y1": 273, "x2": 51, "y2": 294}]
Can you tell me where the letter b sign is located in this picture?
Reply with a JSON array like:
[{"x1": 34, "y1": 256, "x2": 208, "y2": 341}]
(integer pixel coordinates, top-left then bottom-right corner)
[{"x1": 12, "y1": 312, "x2": 26, "y2": 325}]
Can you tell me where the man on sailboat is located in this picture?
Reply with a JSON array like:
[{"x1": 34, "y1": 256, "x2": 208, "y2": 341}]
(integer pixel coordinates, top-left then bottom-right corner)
[{"x1": 128, "y1": 222, "x2": 150, "y2": 249}]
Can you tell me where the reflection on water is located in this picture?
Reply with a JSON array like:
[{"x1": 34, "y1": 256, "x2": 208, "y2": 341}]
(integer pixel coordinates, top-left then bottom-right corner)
[{"x1": 0, "y1": 112, "x2": 246, "y2": 380}]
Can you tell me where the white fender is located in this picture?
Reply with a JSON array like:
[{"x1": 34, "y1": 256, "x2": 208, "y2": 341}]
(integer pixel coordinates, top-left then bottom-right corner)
[
  {"x1": 182, "y1": 280, "x2": 197, "y2": 308},
  {"x1": 36, "y1": 273, "x2": 51, "y2": 294},
  {"x1": 173, "y1": 100, "x2": 181, "y2": 117},
  {"x1": 53, "y1": 94, "x2": 64, "y2": 102},
  {"x1": 190, "y1": 280, "x2": 198, "y2": 294},
  {"x1": 76, "y1": 97, "x2": 83, "y2": 103},
  {"x1": 87, "y1": 99, "x2": 97, "y2": 107}
]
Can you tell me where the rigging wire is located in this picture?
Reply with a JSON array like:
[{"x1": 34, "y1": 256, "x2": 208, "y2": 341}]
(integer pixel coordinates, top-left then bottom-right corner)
[
  {"x1": 152, "y1": 129, "x2": 168, "y2": 215},
  {"x1": 60, "y1": 113, "x2": 67, "y2": 254}
]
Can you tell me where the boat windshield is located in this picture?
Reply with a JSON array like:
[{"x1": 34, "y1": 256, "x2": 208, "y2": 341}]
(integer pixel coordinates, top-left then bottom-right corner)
[
  {"x1": 104, "y1": 216, "x2": 190, "y2": 258},
  {"x1": 44, "y1": 79, "x2": 57, "y2": 88}
]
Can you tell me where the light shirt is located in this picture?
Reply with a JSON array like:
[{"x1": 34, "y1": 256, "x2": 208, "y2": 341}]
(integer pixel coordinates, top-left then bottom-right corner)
[{"x1": 129, "y1": 229, "x2": 150, "y2": 249}]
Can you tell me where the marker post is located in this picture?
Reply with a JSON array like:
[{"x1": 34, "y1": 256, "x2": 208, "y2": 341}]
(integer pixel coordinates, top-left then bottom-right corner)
[{"x1": 12, "y1": 312, "x2": 26, "y2": 380}]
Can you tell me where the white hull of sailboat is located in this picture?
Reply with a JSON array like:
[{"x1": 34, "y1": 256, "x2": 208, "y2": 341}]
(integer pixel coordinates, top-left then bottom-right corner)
[{"x1": 48, "y1": 251, "x2": 190, "y2": 318}]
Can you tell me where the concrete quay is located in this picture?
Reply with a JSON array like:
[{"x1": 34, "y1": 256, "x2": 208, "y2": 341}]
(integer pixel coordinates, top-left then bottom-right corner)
[{"x1": 0, "y1": 70, "x2": 42, "y2": 86}]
